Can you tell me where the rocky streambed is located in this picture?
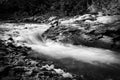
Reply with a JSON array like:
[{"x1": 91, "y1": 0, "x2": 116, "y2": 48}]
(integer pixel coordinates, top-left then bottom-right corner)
[
  {"x1": 0, "y1": 14, "x2": 120, "y2": 80},
  {"x1": 0, "y1": 23, "x2": 79, "y2": 80},
  {"x1": 42, "y1": 15, "x2": 120, "y2": 52}
]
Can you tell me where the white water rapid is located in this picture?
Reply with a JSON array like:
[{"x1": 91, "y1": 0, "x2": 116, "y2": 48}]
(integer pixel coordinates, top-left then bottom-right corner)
[{"x1": 23, "y1": 32, "x2": 120, "y2": 66}]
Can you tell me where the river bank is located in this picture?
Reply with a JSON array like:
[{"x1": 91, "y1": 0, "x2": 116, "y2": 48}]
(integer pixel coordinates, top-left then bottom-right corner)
[{"x1": 0, "y1": 14, "x2": 120, "y2": 80}]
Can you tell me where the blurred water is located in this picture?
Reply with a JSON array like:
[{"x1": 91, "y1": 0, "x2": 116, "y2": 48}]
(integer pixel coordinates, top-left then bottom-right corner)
[
  {"x1": 25, "y1": 32, "x2": 120, "y2": 65},
  {"x1": 1, "y1": 23, "x2": 120, "y2": 79},
  {"x1": 22, "y1": 32, "x2": 120, "y2": 79},
  {"x1": 23, "y1": 32, "x2": 120, "y2": 79}
]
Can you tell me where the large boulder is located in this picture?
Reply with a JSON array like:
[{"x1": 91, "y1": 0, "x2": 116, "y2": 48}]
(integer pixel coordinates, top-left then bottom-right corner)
[{"x1": 42, "y1": 18, "x2": 120, "y2": 52}]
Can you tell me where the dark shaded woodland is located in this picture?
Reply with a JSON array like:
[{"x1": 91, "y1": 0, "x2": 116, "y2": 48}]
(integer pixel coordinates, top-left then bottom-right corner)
[{"x1": 0, "y1": 0, "x2": 120, "y2": 20}]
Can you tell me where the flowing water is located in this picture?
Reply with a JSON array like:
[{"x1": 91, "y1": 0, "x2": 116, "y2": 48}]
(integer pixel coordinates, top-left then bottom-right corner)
[
  {"x1": 1, "y1": 23, "x2": 120, "y2": 79},
  {"x1": 22, "y1": 30, "x2": 120, "y2": 79}
]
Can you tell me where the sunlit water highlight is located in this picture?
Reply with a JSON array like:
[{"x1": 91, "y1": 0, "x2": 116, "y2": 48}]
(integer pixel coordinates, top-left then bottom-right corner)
[{"x1": 23, "y1": 32, "x2": 120, "y2": 66}]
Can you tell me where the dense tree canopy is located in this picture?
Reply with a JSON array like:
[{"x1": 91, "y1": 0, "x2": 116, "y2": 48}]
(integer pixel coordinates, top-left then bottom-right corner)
[{"x1": 0, "y1": 0, "x2": 120, "y2": 18}]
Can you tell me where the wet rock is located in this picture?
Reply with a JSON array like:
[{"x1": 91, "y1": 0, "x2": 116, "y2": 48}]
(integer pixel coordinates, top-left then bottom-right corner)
[
  {"x1": 42, "y1": 17, "x2": 120, "y2": 51},
  {"x1": 0, "y1": 40, "x2": 77, "y2": 80},
  {"x1": 62, "y1": 73, "x2": 73, "y2": 78}
]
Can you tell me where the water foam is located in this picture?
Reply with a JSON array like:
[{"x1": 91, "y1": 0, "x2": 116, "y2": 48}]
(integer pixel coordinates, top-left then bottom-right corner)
[{"x1": 23, "y1": 32, "x2": 120, "y2": 65}]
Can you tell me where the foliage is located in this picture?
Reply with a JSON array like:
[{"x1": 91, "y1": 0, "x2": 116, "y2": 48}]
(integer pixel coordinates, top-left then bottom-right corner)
[
  {"x1": 0, "y1": 0, "x2": 120, "y2": 19},
  {"x1": 89, "y1": 0, "x2": 120, "y2": 15}
]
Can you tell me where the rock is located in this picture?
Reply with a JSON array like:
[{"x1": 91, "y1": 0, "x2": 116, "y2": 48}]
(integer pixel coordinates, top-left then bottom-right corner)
[
  {"x1": 62, "y1": 72, "x2": 73, "y2": 78},
  {"x1": 81, "y1": 14, "x2": 94, "y2": 20},
  {"x1": 54, "y1": 68, "x2": 73, "y2": 78},
  {"x1": 54, "y1": 69, "x2": 64, "y2": 75},
  {"x1": 25, "y1": 70, "x2": 33, "y2": 76},
  {"x1": 0, "y1": 40, "x2": 77, "y2": 80},
  {"x1": 48, "y1": 16, "x2": 57, "y2": 21},
  {"x1": 96, "y1": 15, "x2": 120, "y2": 24},
  {"x1": 84, "y1": 20, "x2": 95, "y2": 24},
  {"x1": 41, "y1": 64, "x2": 54, "y2": 71},
  {"x1": 99, "y1": 36, "x2": 113, "y2": 44},
  {"x1": 97, "y1": 12, "x2": 104, "y2": 17},
  {"x1": 42, "y1": 18, "x2": 120, "y2": 51},
  {"x1": 29, "y1": 60, "x2": 38, "y2": 66}
]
